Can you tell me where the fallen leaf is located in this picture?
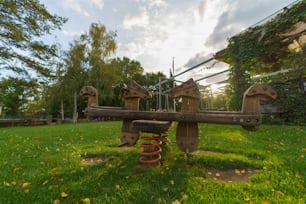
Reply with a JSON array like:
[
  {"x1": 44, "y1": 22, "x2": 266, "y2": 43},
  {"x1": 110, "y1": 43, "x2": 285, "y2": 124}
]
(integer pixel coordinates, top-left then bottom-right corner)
[
  {"x1": 61, "y1": 192, "x2": 68, "y2": 198},
  {"x1": 42, "y1": 180, "x2": 49, "y2": 185},
  {"x1": 180, "y1": 194, "x2": 188, "y2": 201},
  {"x1": 4, "y1": 181, "x2": 11, "y2": 187},
  {"x1": 170, "y1": 180, "x2": 174, "y2": 185},
  {"x1": 52, "y1": 200, "x2": 60, "y2": 204},
  {"x1": 115, "y1": 184, "x2": 120, "y2": 189},
  {"x1": 262, "y1": 200, "x2": 270, "y2": 204},
  {"x1": 82, "y1": 198, "x2": 91, "y2": 204},
  {"x1": 297, "y1": 184, "x2": 304, "y2": 189},
  {"x1": 275, "y1": 191, "x2": 284, "y2": 196},
  {"x1": 22, "y1": 182, "x2": 31, "y2": 189},
  {"x1": 172, "y1": 200, "x2": 180, "y2": 204},
  {"x1": 298, "y1": 155, "x2": 304, "y2": 160},
  {"x1": 244, "y1": 197, "x2": 251, "y2": 202}
]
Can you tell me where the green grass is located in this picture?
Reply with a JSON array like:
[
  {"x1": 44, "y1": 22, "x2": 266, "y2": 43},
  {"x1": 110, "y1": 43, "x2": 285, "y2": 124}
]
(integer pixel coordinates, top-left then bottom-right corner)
[{"x1": 0, "y1": 122, "x2": 305, "y2": 204}]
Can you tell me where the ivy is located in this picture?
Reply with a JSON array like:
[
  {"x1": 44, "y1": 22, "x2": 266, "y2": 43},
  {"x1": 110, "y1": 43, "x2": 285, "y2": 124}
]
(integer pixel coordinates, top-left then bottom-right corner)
[{"x1": 223, "y1": 0, "x2": 306, "y2": 114}]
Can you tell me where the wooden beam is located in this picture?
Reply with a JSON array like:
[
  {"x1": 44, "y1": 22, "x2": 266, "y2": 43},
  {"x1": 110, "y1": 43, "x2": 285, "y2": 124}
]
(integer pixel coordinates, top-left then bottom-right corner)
[{"x1": 85, "y1": 107, "x2": 261, "y2": 126}]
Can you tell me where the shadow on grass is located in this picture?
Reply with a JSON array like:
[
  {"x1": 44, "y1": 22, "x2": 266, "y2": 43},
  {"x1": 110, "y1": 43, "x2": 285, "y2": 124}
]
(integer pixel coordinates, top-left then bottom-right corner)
[{"x1": 35, "y1": 146, "x2": 191, "y2": 203}]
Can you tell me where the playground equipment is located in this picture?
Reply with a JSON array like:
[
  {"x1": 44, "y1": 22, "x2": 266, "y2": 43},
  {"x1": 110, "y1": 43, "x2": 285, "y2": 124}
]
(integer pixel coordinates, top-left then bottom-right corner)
[{"x1": 81, "y1": 79, "x2": 277, "y2": 154}]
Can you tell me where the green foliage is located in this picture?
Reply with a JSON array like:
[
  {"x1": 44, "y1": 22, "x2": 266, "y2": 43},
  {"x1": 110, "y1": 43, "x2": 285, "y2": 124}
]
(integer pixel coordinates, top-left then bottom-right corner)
[
  {"x1": 0, "y1": 123, "x2": 304, "y2": 203},
  {"x1": 136, "y1": 72, "x2": 170, "y2": 111},
  {"x1": 0, "y1": 77, "x2": 38, "y2": 115},
  {"x1": 224, "y1": 0, "x2": 306, "y2": 112},
  {"x1": 258, "y1": 69, "x2": 306, "y2": 125},
  {"x1": 0, "y1": 0, "x2": 67, "y2": 78}
]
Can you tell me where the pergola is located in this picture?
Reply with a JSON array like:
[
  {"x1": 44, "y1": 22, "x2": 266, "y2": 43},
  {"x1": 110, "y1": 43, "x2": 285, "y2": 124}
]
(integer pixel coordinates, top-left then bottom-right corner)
[{"x1": 214, "y1": 0, "x2": 306, "y2": 74}]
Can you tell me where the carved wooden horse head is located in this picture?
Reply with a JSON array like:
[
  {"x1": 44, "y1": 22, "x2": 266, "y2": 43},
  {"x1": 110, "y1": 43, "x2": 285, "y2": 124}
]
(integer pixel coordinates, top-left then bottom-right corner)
[
  {"x1": 120, "y1": 80, "x2": 151, "y2": 146},
  {"x1": 168, "y1": 78, "x2": 201, "y2": 153},
  {"x1": 168, "y1": 78, "x2": 200, "y2": 112},
  {"x1": 241, "y1": 84, "x2": 277, "y2": 131},
  {"x1": 168, "y1": 78, "x2": 200, "y2": 99},
  {"x1": 123, "y1": 80, "x2": 151, "y2": 111},
  {"x1": 242, "y1": 84, "x2": 277, "y2": 114},
  {"x1": 80, "y1": 86, "x2": 98, "y2": 107},
  {"x1": 123, "y1": 80, "x2": 151, "y2": 99}
]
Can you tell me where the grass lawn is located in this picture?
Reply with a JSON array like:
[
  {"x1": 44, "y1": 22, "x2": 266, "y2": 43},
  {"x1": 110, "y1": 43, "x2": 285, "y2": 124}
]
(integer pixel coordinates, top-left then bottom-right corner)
[{"x1": 0, "y1": 122, "x2": 305, "y2": 203}]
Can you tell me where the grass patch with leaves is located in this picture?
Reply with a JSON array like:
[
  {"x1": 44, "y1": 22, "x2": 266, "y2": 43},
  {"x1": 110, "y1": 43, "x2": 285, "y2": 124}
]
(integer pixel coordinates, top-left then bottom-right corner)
[{"x1": 0, "y1": 122, "x2": 305, "y2": 203}]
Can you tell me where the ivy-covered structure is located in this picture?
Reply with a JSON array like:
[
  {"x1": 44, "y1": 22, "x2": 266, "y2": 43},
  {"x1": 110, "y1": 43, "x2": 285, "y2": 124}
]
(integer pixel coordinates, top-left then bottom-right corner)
[{"x1": 214, "y1": 0, "x2": 306, "y2": 124}]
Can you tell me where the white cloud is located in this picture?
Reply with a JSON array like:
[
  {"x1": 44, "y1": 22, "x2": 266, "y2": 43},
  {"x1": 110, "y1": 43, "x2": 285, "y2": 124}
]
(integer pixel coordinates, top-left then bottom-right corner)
[
  {"x1": 41, "y1": 0, "x2": 297, "y2": 79},
  {"x1": 123, "y1": 8, "x2": 149, "y2": 29},
  {"x1": 119, "y1": 0, "x2": 224, "y2": 73},
  {"x1": 61, "y1": 0, "x2": 91, "y2": 17},
  {"x1": 148, "y1": 0, "x2": 168, "y2": 9},
  {"x1": 62, "y1": 30, "x2": 84, "y2": 37},
  {"x1": 91, "y1": 0, "x2": 104, "y2": 9}
]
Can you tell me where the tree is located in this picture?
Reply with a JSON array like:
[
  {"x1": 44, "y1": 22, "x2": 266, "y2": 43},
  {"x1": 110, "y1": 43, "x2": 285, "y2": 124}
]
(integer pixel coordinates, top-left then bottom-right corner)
[
  {"x1": 0, "y1": 77, "x2": 38, "y2": 115},
  {"x1": 116, "y1": 57, "x2": 144, "y2": 82},
  {"x1": 60, "y1": 39, "x2": 88, "y2": 121},
  {"x1": 136, "y1": 72, "x2": 169, "y2": 111},
  {"x1": 108, "y1": 57, "x2": 145, "y2": 106},
  {"x1": 85, "y1": 23, "x2": 118, "y2": 105},
  {"x1": 0, "y1": 0, "x2": 67, "y2": 78}
]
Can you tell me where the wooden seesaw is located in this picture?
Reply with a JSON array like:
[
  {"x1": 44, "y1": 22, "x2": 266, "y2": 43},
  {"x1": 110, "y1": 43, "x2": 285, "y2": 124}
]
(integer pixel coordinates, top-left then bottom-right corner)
[{"x1": 80, "y1": 79, "x2": 277, "y2": 155}]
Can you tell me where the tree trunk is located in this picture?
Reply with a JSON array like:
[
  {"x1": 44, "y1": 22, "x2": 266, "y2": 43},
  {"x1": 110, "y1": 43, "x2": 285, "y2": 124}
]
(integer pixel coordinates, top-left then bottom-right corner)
[
  {"x1": 61, "y1": 99, "x2": 64, "y2": 120},
  {"x1": 73, "y1": 92, "x2": 77, "y2": 123}
]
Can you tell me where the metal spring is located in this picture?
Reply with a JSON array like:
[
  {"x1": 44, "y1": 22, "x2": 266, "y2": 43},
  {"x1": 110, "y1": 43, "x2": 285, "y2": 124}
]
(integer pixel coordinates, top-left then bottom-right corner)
[{"x1": 139, "y1": 134, "x2": 162, "y2": 165}]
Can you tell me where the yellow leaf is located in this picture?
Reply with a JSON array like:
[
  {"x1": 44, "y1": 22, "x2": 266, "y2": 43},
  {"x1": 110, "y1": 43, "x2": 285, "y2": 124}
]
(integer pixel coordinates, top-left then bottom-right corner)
[
  {"x1": 180, "y1": 194, "x2": 188, "y2": 201},
  {"x1": 275, "y1": 191, "x2": 284, "y2": 196},
  {"x1": 61, "y1": 192, "x2": 68, "y2": 198},
  {"x1": 4, "y1": 181, "x2": 11, "y2": 187},
  {"x1": 262, "y1": 200, "x2": 270, "y2": 204},
  {"x1": 42, "y1": 180, "x2": 49, "y2": 185},
  {"x1": 170, "y1": 180, "x2": 174, "y2": 185},
  {"x1": 115, "y1": 184, "x2": 120, "y2": 189},
  {"x1": 298, "y1": 155, "x2": 304, "y2": 160},
  {"x1": 172, "y1": 200, "x2": 180, "y2": 204},
  {"x1": 22, "y1": 182, "x2": 31, "y2": 189},
  {"x1": 11, "y1": 181, "x2": 17, "y2": 186},
  {"x1": 302, "y1": 148, "x2": 306, "y2": 152},
  {"x1": 82, "y1": 198, "x2": 91, "y2": 204},
  {"x1": 52, "y1": 199, "x2": 60, "y2": 204},
  {"x1": 244, "y1": 197, "x2": 251, "y2": 202},
  {"x1": 297, "y1": 184, "x2": 304, "y2": 189}
]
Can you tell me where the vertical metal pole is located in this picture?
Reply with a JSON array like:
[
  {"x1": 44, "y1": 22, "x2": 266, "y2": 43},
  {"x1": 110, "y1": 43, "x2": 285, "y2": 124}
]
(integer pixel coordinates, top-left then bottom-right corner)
[
  {"x1": 165, "y1": 94, "x2": 169, "y2": 111},
  {"x1": 159, "y1": 77, "x2": 162, "y2": 111},
  {"x1": 172, "y1": 57, "x2": 176, "y2": 112}
]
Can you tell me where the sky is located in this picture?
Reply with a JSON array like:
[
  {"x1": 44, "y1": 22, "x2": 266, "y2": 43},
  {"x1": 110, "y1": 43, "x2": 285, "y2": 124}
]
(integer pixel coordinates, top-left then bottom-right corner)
[{"x1": 40, "y1": 0, "x2": 297, "y2": 83}]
